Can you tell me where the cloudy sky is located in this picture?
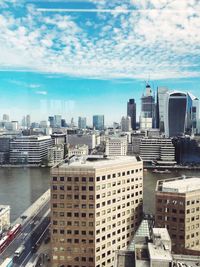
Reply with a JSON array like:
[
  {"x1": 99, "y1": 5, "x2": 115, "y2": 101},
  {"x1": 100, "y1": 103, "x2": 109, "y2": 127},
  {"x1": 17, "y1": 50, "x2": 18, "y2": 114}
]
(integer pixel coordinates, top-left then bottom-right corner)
[{"x1": 0, "y1": 0, "x2": 200, "y2": 125}]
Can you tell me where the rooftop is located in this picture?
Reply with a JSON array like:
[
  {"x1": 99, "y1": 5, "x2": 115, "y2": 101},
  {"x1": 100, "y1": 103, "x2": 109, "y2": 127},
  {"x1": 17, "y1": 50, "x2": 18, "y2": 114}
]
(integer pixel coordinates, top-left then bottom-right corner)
[
  {"x1": 0, "y1": 205, "x2": 10, "y2": 215},
  {"x1": 148, "y1": 242, "x2": 172, "y2": 261},
  {"x1": 161, "y1": 177, "x2": 200, "y2": 193},
  {"x1": 55, "y1": 155, "x2": 142, "y2": 169}
]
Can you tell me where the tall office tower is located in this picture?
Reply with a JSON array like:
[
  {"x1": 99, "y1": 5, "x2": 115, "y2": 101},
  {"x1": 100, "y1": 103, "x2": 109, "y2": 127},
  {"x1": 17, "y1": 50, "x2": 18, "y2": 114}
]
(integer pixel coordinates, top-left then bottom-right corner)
[
  {"x1": 26, "y1": 114, "x2": 31, "y2": 128},
  {"x1": 140, "y1": 84, "x2": 156, "y2": 130},
  {"x1": 2, "y1": 114, "x2": 9, "y2": 121},
  {"x1": 127, "y1": 99, "x2": 136, "y2": 130},
  {"x1": 54, "y1": 115, "x2": 62, "y2": 128},
  {"x1": 78, "y1": 117, "x2": 87, "y2": 130},
  {"x1": 93, "y1": 115, "x2": 104, "y2": 130},
  {"x1": 156, "y1": 87, "x2": 169, "y2": 132},
  {"x1": 61, "y1": 119, "x2": 67, "y2": 128},
  {"x1": 22, "y1": 116, "x2": 26, "y2": 127},
  {"x1": 166, "y1": 92, "x2": 187, "y2": 137},
  {"x1": 50, "y1": 155, "x2": 143, "y2": 267},
  {"x1": 48, "y1": 116, "x2": 55, "y2": 128},
  {"x1": 187, "y1": 93, "x2": 200, "y2": 134},
  {"x1": 121, "y1": 116, "x2": 132, "y2": 132},
  {"x1": 155, "y1": 176, "x2": 200, "y2": 255}
]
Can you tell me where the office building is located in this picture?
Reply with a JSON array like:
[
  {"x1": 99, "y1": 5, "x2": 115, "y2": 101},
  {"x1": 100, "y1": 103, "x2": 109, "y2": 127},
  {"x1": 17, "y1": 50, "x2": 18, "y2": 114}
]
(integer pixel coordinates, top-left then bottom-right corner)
[
  {"x1": 93, "y1": 115, "x2": 104, "y2": 131},
  {"x1": 105, "y1": 137, "x2": 127, "y2": 156},
  {"x1": 188, "y1": 93, "x2": 200, "y2": 134},
  {"x1": 68, "y1": 144, "x2": 88, "y2": 157},
  {"x1": 127, "y1": 99, "x2": 136, "y2": 130},
  {"x1": 54, "y1": 115, "x2": 62, "y2": 128},
  {"x1": 156, "y1": 87, "x2": 169, "y2": 132},
  {"x1": 67, "y1": 133, "x2": 96, "y2": 150},
  {"x1": 0, "y1": 205, "x2": 10, "y2": 233},
  {"x1": 121, "y1": 116, "x2": 132, "y2": 132},
  {"x1": 51, "y1": 133, "x2": 67, "y2": 145},
  {"x1": 155, "y1": 176, "x2": 200, "y2": 254},
  {"x1": 50, "y1": 155, "x2": 143, "y2": 267},
  {"x1": 78, "y1": 117, "x2": 87, "y2": 130},
  {"x1": 140, "y1": 84, "x2": 156, "y2": 130},
  {"x1": 140, "y1": 138, "x2": 176, "y2": 164},
  {"x1": 26, "y1": 115, "x2": 31, "y2": 128},
  {"x1": 10, "y1": 135, "x2": 52, "y2": 165},
  {"x1": 49, "y1": 116, "x2": 55, "y2": 128},
  {"x1": 2, "y1": 114, "x2": 9, "y2": 122},
  {"x1": 48, "y1": 145, "x2": 65, "y2": 166}
]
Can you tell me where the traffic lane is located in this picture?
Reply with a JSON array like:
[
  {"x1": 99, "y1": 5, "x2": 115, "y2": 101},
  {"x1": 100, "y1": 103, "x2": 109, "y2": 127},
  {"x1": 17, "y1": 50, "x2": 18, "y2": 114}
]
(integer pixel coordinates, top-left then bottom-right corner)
[
  {"x1": 0, "y1": 203, "x2": 50, "y2": 260},
  {"x1": 14, "y1": 218, "x2": 50, "y2": 266}
]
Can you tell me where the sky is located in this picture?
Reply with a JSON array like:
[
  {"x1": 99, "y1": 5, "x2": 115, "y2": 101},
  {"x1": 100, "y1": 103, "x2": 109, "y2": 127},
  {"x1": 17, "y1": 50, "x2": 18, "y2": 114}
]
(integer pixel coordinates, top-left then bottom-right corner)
[{"x1": 0, "y1": 0, "x2": 200, "y2": 125}]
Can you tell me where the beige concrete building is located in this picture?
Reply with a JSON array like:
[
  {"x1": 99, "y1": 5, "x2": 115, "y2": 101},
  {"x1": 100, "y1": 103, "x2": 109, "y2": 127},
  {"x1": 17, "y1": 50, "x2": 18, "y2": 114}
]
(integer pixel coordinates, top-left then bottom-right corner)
[
  {"x1": 105, "y1": 137, "x2": 127, "y2": 156},
  {"x1": 50, "y1": 155, "x2": 143, "y2": 267},
  {"x1": 155, "y1": 177, "x2": 200, "y2": 255}
]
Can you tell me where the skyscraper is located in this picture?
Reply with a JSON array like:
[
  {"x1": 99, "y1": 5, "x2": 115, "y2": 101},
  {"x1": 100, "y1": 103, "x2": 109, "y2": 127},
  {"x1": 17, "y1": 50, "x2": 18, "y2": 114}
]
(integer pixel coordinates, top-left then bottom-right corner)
[
  {"x1": 78, "y1": 117, "x2": 87, "y2": 129},
  {"x1": 156, "y1": 87, "x2": 169, "y2": 132},
  {"x1": 50, "y1": 155, "x2": 143, "y2": 267},
  {"x1": 26, "y1": 114, "x2": 31, "y2": 128},
  {"x1": 54, "y1": 115, "x2": 62, "y2": 128},
  {"x1": 121, "y1": 116, "x2": 132, "y2": 132},
  {"x1": 166, "y1": 92, "x2": 187, "y2": 137},
  {"x1": 127, "y1": 99, "x2": 136, "y2": 130},
  {"x1": 93, "y1": 115, "x2": 104, "y2": 130},
  {"x1": 48, "y1": 116, "x2": 55, "y2": 128},
  {"x1": 140, "y1": 84, "x2": 156, "y2": 130}
]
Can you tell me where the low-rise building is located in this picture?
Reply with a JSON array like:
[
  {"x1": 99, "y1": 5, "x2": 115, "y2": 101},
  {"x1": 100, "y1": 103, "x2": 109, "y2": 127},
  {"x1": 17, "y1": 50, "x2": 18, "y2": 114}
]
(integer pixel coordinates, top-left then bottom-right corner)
[
  {"x1": 68, "y1": 144, "x2": 89, "y2": 157},
  {"x1": 105, "y1": 136, "x2": 127, "y2": 156},
  {"x1": 10, "y1": 135, "x2": 52, "y2": 165},
  {"x1": 0, "y1": 205, "x2": 10, "y2": 233}
]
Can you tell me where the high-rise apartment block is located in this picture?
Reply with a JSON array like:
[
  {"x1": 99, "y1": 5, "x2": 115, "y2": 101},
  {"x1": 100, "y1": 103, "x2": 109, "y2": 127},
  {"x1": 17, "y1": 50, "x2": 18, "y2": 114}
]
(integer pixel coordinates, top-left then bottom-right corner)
[
  {"x1": 93, "y1": 115, "x2": 104, "y2": 131},
  {"x1": 50, "y1": 155, "x2": 143, "y2": 267},
  {"x1": 155, "y1": 177, "x2": 200, "y2": 255},
  {"x1": 127, "y1": 99, "x2": 136, "y2": 130}
]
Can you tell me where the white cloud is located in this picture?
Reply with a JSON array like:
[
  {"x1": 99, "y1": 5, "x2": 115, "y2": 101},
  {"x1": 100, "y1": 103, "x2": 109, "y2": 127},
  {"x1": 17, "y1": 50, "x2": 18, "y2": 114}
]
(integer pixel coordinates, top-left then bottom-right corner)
[
  {"x1": 36, "y1": 90, "x2": 47, "y2": 95},
  {"x1": 0, "y1": 0, "x2": 200, "y2": 80}
]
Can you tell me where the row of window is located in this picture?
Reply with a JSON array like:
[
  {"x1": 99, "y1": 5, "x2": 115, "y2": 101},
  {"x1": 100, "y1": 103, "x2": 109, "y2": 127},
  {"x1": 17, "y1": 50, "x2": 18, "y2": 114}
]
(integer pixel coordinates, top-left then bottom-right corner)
[
  {"x1": 52, "y1": 176, "x2": 94, "y2": 182},
  {"x1": 52, "y1": 211, "x2": 94, "y2": 218},
  {"x1": 52, "y1": 255, "x2": 93, "y2": 262},
  {"x1": 96, "y1": 169, "x2": 142, "y2": 182},
  {"x1": 52, "y1": 229, "x2": 94, "y2": 235},
  {"x1": 96, "y1": 182, "x2": 142, "y2": 191},
  {"x1": 52, "y1": 194, "x2": 94, "y2": 200},
  {"x1": 52, "y1": 185, "x2": 94, "y2": 191},
  {"x1": 52, "y1": 203, "x2": 94, "y2": 209},
  {"x1": 52, "y1": 220, "x2": 93, "y2": 227}
]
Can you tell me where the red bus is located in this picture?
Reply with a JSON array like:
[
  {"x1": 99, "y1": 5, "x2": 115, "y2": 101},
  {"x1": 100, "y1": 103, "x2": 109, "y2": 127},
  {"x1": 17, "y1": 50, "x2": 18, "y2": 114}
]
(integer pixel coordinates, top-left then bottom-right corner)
[
  {"x1": 0, "y1": 235, "x2": 9, "y2": 253},
  {"x1": 7, "y1": 224, "x2": 21, "y2": 241}
]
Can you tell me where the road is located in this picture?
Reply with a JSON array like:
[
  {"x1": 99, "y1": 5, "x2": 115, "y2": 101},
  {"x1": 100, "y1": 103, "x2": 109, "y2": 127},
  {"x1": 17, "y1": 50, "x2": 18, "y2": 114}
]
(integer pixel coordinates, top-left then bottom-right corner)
[{"x1": 0, "y1": 191, "x2": 50, "y2": 266}]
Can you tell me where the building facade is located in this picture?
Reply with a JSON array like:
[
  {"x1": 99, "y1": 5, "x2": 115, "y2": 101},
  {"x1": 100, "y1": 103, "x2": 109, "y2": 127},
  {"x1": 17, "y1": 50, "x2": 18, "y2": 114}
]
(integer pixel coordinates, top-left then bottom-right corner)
[
  {"x1": 121, "y1": 116, "x2": 132, "y2": 132},
  {"x1": 50, "y1": 155, "x2": 143, "y2": 267},
  {"x1": 93, "y1": 115, "x2": 104, "y2": 131},
  {"x1": 105, "y1": 137, "x2": 127, "y2": 156},
  {"x1": 9, "y1": 135, "x2": 52, "y2": 165},
  {"x1": 0, "y1": 205, "x2": 10, "y2": 233},
  {"x1": 127, "y1": 99, "x2": 136, "y2": 130},
  {"x1": 78, "y1": 117, "x2": 87, "y2": 130},
  {"x1": 155, "y1": 177, "x2": 200, "y2": 254}
]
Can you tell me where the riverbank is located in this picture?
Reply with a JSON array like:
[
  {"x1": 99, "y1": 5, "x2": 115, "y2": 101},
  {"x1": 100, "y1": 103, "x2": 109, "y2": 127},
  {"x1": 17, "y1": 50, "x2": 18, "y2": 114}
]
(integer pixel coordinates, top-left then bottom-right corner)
[{"x1": 144, "y1": 165, "x2": 200, "y2": 170}]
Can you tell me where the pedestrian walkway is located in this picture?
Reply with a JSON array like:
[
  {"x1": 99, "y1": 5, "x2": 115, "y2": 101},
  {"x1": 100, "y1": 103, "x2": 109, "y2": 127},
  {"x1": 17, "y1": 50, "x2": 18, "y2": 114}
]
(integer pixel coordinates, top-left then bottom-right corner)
[{"x1": 13, "y1": 189, "x2": 50, "y2": 226}]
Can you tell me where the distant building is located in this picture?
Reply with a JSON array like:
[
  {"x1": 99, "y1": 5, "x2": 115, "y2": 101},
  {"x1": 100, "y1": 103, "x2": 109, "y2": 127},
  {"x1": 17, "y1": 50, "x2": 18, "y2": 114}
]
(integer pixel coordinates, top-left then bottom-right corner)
[
  {"x1": 140, "y1": 138, "x2": 176, "y2": 164},
  {"x1": 67, "y1": 134, "x2": 96, "y2": 150},
  {"x1": 10, "y1": 135, "x2": 52, "y2": 165},
  {"x1": 50, "y1": 155, "x2": 143, "y2": 267},
  {"x1": 121, "y1": 116, "x2": 132, "y2": 132},
  {"x1": 157, "y1": 87, "x2": 169, "y2": 132},
  {"x1": 54, "y1": 115, "x2": 62, "y2": 128},
  {"x1": 48, "y1": 116, "x2": 55, "y2": 128},
  {"x1": 48, "y1": 145, "x2": 64, "y2": 166},
  {"x1": 2, "y1": 114, "x2": 9, "y2": 122},
  {"x1": 105, "y1": 137, "x2": 127, "y2": 156},
  {"x1": 68, "y1": 144, "x2": 88, "y2": 157},
  {"x1": 51, "y1": 133, "x2": 67, "y2": 145},
  {"x1": 140, "y1": 84, "x2": 156, "y2": 130},
  {"x1": 127, "y1": 99, "x2": 136, "y2": 130},
  {"x1": 155, "y1": 176, "x2": 200, "y2": 255},
  {"x1": 0, "y1": 205, "x2": 10, "y2": 233},
  {"x1": 61, "y1": 119, "x2": 67, "y2": 127},
  {"x1": 93, "y1": 115, "x2": 104, "y2": 130},
  {"x1": 26, "y1": 115, "x2": 31, "y2": 128},
  {"x1": 78, "y1": 117, "x2": 87, "y2": 130}
]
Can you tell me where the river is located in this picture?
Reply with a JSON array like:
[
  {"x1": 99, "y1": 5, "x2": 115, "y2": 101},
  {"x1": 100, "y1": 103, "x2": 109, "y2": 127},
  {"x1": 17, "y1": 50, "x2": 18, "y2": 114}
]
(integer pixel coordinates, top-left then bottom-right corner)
[{"x1": 0, "y1": 167, "x2": 200, "y2": 222}]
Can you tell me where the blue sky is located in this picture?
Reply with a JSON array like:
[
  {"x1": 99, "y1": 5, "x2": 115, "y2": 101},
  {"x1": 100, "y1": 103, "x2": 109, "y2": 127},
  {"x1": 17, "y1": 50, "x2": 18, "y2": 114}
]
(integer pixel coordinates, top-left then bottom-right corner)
[{"x1": 0, "y1": 0, "x2": 200, "y2": 125}]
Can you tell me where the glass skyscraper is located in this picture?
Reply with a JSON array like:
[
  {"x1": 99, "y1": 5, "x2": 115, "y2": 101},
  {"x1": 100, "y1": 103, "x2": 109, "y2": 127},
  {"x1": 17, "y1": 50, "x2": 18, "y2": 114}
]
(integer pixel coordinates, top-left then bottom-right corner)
[{"x1": 93, "y1": 115, "x2": 104, "y2": 130}]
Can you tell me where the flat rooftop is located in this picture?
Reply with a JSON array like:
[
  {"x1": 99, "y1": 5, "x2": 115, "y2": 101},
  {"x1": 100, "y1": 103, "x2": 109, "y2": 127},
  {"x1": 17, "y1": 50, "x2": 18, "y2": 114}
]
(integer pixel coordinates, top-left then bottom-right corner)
[
  {"x1": 148, "y1": 243, "x2": 172, "y2": 261},
  {"x1": 0, "y1": 205, "x2": 10, "y2": 215},
  {"x1": 56, "y1": 155, "x2": 142, "y2": 169},
  {"x1": 162, "y1": 177, "x2": 200, "y2": 193}
]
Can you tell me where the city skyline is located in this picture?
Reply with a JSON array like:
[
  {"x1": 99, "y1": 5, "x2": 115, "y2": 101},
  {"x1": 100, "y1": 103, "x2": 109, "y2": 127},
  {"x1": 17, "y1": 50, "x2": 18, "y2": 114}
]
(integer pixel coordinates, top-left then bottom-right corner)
[{"x1": 0, "y1": 1, "x2": 200, "y2": 123}]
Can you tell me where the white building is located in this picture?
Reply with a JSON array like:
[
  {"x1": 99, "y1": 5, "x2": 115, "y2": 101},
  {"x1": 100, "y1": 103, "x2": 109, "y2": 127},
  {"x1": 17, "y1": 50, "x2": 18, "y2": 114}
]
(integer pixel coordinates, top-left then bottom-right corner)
[
  {"x1": 67, "y1": 133, "x2": 96, "y2": 149},
  {"x1": 105, "y1": 137, "x2": 127, "y2": 156},
  {"x1": 0, "y1": 205, "x2": 10, "y2": 233},
  {"x1": 48, "y1": 145, "x2": 64, "y2": 166},
  {"x1": 68, "y1": 144, "x2": 89, "y2": 157},
  {"x1": 10, "y1": 135, "x2": 53, "y2": 165},
  {"x1": 121, "y1": 116, "x2": 132, "y2": 132}
]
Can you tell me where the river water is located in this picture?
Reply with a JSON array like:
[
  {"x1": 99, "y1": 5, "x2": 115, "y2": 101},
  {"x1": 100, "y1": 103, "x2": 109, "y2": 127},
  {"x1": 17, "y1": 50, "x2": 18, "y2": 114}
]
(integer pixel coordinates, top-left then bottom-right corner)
[{"x1": 0, "y1": 167, "x2": 200, "y2": 222}]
